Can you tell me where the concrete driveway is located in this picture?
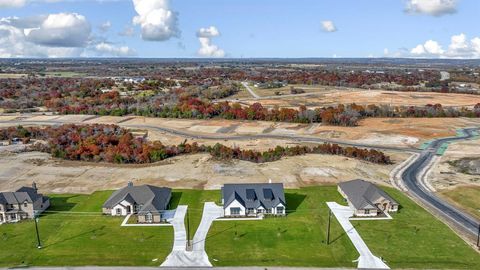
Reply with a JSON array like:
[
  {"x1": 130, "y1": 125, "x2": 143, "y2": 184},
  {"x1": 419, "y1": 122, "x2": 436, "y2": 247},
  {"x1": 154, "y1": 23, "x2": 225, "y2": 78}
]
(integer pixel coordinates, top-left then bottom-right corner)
[
  {"x1": 192, "y1": 202, "x2": 224, "y2": 251},
  {"x1": 161, "y1": 203, "x2": 223, "y2": 267},
  {"x1": 326, "y1": 202, "x2": 389, "y2": 269}
]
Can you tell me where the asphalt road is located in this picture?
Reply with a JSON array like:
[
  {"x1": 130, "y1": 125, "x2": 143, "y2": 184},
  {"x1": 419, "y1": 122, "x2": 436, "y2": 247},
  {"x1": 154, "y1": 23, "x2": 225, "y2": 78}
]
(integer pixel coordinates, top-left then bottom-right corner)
[
  {"x1": 0, "y1": 119, "x2": 418, "y2": 153},
  {"x1": 401, "y1": 128, "x2": 480, "y2": 236}
]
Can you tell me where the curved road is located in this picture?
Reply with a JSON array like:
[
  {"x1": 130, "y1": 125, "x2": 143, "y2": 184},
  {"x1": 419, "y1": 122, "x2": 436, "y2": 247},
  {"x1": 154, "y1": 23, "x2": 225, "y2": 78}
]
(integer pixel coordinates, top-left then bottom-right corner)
[
  {"x1": 401, "y1": 128, "x2": 480, "y2": 236},
  {"x1": 0, "y1": 119, "x2": 418, "y2": 153}
]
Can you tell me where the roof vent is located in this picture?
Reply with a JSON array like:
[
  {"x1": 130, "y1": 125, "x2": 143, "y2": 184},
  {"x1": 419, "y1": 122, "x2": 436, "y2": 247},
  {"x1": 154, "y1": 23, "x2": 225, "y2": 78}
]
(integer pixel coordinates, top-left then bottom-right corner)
[{"x1": 127, "y1": 181, "x2": 134, "y2": 187}]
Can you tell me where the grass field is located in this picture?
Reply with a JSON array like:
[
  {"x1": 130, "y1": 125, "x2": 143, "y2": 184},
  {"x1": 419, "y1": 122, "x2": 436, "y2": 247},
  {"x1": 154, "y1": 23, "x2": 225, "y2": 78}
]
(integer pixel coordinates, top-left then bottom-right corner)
[
  {"x1": 1, "y1": 186, "x2": 479, "y2": 268},
  {"x1": 439, "y1": 186, "x2": 480, "y2": 220},
  {"x1": 0, "y1": 191, "x2": 173, "y2": 267},
  {"x1": 205, "y1": 186, "x2": 480, "y2": 269}
]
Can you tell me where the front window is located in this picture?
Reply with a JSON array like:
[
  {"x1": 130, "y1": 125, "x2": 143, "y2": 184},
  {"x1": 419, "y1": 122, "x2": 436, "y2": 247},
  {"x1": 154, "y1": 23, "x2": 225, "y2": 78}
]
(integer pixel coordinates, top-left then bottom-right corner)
[
  {"x1": 365, "y1": 209, "x2": 370, "y2": 214},
  {"x1": 24, "y1": 202, "x2": 28, "y2": 207},
  {"x1": 116, "y1": 208, "x2": 122, "y2": 215},
  {"x1": 276, "y1": 206, "x2": 284, "y2": 214},
  {"x1": 11, "y1": 213, "x2": 16, "y2": 220},
  {"x1": 266, "y1": 208, "x2": 272, "y2": 214},
  {"x1": 230, "y1": 207, "x2": 241, "y2": 215},
  {"x1": 247, "y1": 208, "x2": 255, "y2": 215}
]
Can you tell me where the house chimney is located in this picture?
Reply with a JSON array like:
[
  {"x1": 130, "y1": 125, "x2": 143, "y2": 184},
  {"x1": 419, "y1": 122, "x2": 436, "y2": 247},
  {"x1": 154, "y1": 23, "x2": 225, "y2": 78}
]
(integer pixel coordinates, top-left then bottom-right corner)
[
  {"x1": 32, "y1": 182, "x2": 38, "y2": 192},
  {"x1": 127, "y1": 181, "x2": 133, "y2": 187}
]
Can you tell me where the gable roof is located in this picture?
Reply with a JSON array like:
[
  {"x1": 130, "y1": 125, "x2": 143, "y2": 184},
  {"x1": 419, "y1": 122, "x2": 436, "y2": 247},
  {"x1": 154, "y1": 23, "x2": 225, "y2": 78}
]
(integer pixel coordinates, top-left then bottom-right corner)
[
  {"x1": 103, "y1": 184, "x2": 171, "y2": 214},
  {"x1": 338, "y1": 179, "x2": 398, "y2": 210},
  {"x1": 0, "y1": 186, "x2": 43, "y2": 205},
  {"x1": 222, "y1": 183, "x2": 285, "y2": 210}
]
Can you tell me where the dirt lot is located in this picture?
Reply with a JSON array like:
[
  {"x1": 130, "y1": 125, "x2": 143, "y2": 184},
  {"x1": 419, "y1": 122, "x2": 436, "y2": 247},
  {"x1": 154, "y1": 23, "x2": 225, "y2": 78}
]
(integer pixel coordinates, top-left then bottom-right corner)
[
  {"x1": 0, "y1": 150, "x2": 408, "y2": 194},
  {"x1": 121, "y1": 116, "x2": 480, "y2": 148},
  {"x1": 2, "y1": 114, "x2": 480, "y2": 149},
  {"x1": 237, "y1": 90, "x2": 480, "y2": 108},
  {"x1": 429, "y1": 139, "x2": 480, "y2": 190}
]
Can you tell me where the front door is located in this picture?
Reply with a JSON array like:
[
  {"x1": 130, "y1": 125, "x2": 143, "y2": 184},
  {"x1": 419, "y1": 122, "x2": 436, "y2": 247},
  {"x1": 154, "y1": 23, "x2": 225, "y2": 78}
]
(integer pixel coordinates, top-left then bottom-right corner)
[
  {"x1": 145, "y1": 213, "x2": 153, "y2": 223},
  {"x1": 126, "y1": 206, "x2": 131, "y2": 214}
]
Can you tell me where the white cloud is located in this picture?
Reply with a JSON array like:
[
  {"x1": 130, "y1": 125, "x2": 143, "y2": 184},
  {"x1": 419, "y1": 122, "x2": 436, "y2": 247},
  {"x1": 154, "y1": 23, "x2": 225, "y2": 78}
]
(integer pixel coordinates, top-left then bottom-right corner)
[
  {"x1": 26, "y1": 13, "x2": 91, "y2": 47},
  {"x1": 409, "y1": 33, "x2": 480, "y2": 58},
  {"x1": 321, "y1": 20, "x2": 337, "y2": 32},
  {"x1": 92, "y1": 42, "x2": 136, "y2": 57},
  {"x1": 0, "y1": 0, "x2": 26, "y2": 8},
  {"x1": 0, "y1": 13, "x2": 135, "y2": 58},
  {"x1": 196, "y1": 26, "x2": 224, "y2": 57},
  {"x1": 197, "y1": 26, "x2": 220, "y2": 38},
  {"x1": 132, "y1": 0, "x2": 180, "y2": 41},
  {"x1": 405, "y1": 0, "x2": 458, "y2": 16},
  {"x1": 98, "y1": 20, "x2": 111, "y2": 32},
  {"x1": 411, "y1": 39, "x2": 444, "y2": 55}
]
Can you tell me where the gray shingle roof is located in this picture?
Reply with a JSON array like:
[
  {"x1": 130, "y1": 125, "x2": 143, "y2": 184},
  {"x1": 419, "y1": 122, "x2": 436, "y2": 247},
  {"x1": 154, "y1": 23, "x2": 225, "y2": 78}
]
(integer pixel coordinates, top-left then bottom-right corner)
[
  {"x1": 0, "y1": 186, "x2": 43, "y2": 205},
  {"x1": 222, "y1": 183, "x2": 286, "y2": 210},
  {"x1": 103, "y1": 184, "x2": 171, "y2": 214},
  {"x1": 338, "y1": 179, "x2": 398, "y2": 210}
]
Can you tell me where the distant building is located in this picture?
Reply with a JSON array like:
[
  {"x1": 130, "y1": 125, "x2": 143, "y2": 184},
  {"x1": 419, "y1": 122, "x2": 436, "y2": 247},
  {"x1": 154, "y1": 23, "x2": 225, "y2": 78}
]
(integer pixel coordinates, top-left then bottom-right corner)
[
  {"x1": 102, "y1": 182, "x2": 171, "y2": 223},
  {"x1": 338, "y1": 179, "x2": 398, "y2": 217},
  {"x1": 0, "y1": 182, "x2": 50, "y2": 224},
  {"x1": 221, "y1": 183, "x2": 286, "y2": 217}
]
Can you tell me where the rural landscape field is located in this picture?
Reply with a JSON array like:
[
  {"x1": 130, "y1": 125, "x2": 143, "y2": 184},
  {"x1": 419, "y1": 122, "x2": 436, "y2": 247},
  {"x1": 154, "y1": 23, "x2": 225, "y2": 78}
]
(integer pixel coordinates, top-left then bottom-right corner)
[{"x1": 1, "y1": 0, "x2": 480, "y2": 269}]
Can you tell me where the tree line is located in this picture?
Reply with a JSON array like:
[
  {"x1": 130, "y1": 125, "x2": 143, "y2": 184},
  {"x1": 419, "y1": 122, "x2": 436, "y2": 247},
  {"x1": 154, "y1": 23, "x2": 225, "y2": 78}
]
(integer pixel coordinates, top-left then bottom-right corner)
[{"x1": 0, "y1": 124, "x2": 391, "y2": 165}]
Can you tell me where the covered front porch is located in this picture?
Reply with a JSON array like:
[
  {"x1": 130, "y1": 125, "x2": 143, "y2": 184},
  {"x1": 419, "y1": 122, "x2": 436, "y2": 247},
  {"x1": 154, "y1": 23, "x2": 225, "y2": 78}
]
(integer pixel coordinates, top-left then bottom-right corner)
[{"x1": 0, "y1": 210, "x2": 27, "y2": 224}]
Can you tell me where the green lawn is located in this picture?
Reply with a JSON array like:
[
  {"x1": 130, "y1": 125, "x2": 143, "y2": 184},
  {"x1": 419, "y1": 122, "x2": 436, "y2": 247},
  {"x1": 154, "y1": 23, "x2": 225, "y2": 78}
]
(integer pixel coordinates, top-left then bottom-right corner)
[
  {"x1": 206, "y1": 186, "x2": 358, "y2": 267},
  {"x1": 439, "y1": 186, "x2": 480, "y2": 220},
  {"x1": 1, "y1": 186, "x2": 479, "y2": 269},
  {"x1": 0, "y1": 191, "x2": 173, "y2": 267},
  {"x1": 352, "y1": 188, "x2": 480, "y2": 269},
  {"x1": 205, "y1": 186, "x2": 480, "y2": 269},
  {"x1": 174, "y1": 189, "x2": 220, "y2": 235}
]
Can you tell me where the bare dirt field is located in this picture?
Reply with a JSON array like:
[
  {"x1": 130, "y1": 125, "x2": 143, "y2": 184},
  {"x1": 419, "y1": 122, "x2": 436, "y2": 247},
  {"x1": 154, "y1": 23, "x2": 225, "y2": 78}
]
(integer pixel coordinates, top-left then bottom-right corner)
[
  {"x1": 0, "y1": 150, "x2": 408, "y2": 194},
  {"x1": 236, "y1": 90, "x2": 480, "y2": 108},
  {"x1": 121, "y1": 116, "x2": 480, "y2": 147},
  {"x1": 430, "y1": 139, "x2": 480, "y2": 190},
  {"x1": 3, "y1": 114, "x2": 480, "y2": 149}
]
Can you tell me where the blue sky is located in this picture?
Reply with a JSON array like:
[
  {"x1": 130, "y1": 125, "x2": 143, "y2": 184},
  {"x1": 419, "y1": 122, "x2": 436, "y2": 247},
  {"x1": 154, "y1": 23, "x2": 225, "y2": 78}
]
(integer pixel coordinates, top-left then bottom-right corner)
[{"x1": 0, "y1": 0, "x2": 479, "y2": 58}]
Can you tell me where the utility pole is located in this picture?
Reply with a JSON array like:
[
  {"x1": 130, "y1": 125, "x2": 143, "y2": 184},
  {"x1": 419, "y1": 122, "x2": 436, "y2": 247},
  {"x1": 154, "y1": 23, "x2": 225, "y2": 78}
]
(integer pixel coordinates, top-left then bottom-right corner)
[
  {"x1": 34, "y1": 211, "x2": 42, "y2": 249},
  {"x1": 326, "y1": 210, "x2": 332, "y2": 245},
  {"x1": 186, "y1": 209, "x2": 191, "y2": 250}
]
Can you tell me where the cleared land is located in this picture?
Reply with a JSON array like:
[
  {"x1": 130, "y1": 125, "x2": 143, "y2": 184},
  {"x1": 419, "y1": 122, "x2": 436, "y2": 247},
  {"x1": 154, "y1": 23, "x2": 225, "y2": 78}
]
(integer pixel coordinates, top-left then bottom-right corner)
[
  {"x1": 235, "y1": 89, "x2": 480, "y2": 108},
  {"x1": 3, "y1": 114, "x2": 480, "y2": 148},
  {"x1": 206, "y1": 186, "x2": 480, "y2": 269},
  {"x1": 0, "y1": 151, "x2": 403, "y2": 193},
  {"x1": 438, "y1": 186, "x2": 480, "y2": 221},
  {"x1": 430, "y1": 139, "x2": 480, "y2": 189}
]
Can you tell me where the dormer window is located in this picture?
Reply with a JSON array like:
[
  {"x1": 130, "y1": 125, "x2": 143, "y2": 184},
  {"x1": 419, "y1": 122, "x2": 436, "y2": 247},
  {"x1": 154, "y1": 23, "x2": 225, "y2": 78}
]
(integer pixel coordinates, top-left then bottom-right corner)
[
  {"x1": 24, "y1": 202, "x2": 28, "y2": 207},
  {"x1": 246, "y1": 189, "x2": 256, "y2": 201},
  {"x1": 263, "y1": 189, "x2": 274, "y2": 201}
]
